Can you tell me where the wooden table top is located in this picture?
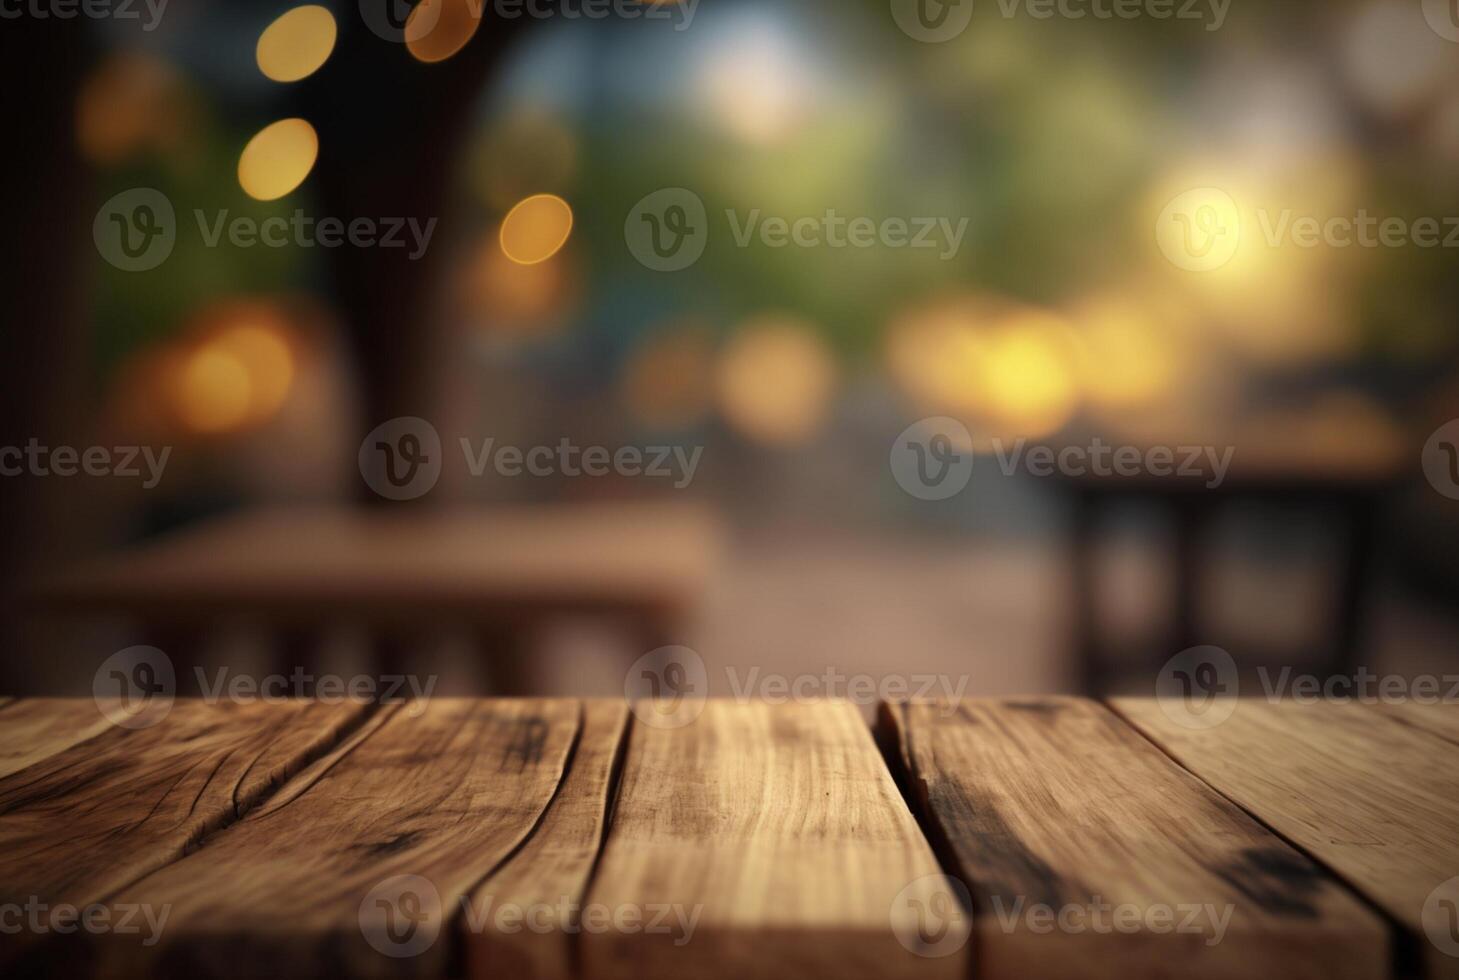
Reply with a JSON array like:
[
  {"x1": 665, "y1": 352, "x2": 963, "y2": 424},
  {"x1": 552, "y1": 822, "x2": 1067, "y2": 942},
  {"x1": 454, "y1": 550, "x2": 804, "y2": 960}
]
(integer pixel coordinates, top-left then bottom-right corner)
[
  {"x1": 1, "y1": 697, "x2": 1455, "y2": 980},
  {"x1": 29, "y1": 502, "x2": 722, "y2": 624}
]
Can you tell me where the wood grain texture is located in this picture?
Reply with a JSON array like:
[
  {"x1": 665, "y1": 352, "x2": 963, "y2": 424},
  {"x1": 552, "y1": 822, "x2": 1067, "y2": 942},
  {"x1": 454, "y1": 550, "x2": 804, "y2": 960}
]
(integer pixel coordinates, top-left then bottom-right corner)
[
  {"x1": 464, "y1": 700, "x2": 628, "y2": 980},
  {"x1": 883, "y1": 698, "x2": 1388, "y2": 980},
  {"x1": 85, "y1": 698, "x2": 582, "y2": 979},
  {"x1": 1113, "y1": 698, "x2": 1459, "y2": 980},
  {"x1": 581, "y1": 699, "x2": 963, "y2": 980},
  {"x1": 0, "y1": 698, "x2": 115, "y2": 778},
  {"x1": 0, "y1": 699, "x2": 366, "y2": 968}
]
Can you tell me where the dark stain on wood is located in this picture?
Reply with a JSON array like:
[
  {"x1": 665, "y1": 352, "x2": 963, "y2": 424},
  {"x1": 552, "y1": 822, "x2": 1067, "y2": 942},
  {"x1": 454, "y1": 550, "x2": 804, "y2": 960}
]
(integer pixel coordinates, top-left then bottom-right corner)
[
  {"x1": 1211, "y1": 846, "x2": 1326, "y2": 919},
  {"x1": 501, "y1": 717, "x2": 549, "y2": 771}
]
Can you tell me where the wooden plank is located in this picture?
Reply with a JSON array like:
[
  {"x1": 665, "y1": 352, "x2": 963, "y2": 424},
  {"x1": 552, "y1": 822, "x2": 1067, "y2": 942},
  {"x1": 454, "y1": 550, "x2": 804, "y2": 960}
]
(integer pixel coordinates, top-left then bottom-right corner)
[
  {"x1": 0, "y1": 698, "x2": 115, "y2": 778},
  {"x1": 1373, "y1": 701, "x2": 1459, "y2": 747},
  {"x1": 75, "y1": 698, "x2": 582, "y2": 979},
  {"x1": 33, "y1": 503, "x2": 720, "y2": 626},
  {"x1": 581, "y1": 700, "x2": 964, "y2": 980},
  {"x1": 464, "y1": 700, "x2": 629, "y2": 980},
  {"x1": 0, "y1": 699, "x2": 367, "y2": 968},
  {"x1": 883, "y1": 698, "x2": 1388, "y2": 980},
  {"x1": 1113, "y1": 698, "x2": 1459, "y2": 980}
]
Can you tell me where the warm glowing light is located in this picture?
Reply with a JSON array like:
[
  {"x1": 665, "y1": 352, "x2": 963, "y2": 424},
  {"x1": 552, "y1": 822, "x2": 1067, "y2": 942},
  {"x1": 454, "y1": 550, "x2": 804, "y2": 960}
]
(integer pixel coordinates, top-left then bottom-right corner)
[
  {"x1": 238, "y1": 118, "x2": 318, "y2": 201},
  {"x1": 256, "y1": 5, "x2": 337, "y2": 83},
  {"x1": 621, "y1": 325, "x2": 716, "y2": 431},
  {"x1": 887, "y1": 296, "x2": 1080, "y2": 440},
  {"x1": 462, "y1": 234, "x2": 577, "y2": 333},
  {"x1": 499, "y1": 194, "x2": 574, "y2": 266},
  {"x1": 214, "y1": 322, "x2": 296, "y2": 422},
  {"x1": 176, "y1": 347, "x2": 254, "y2": 434},
  {"x1": 76, "y1": 53, "x2": 189, "y2": 166},
  {"x1": 717, "y1": 317, "x2": 836, "y2": 446},
  {"x1": 1069, "y1": 292, "x2": 1191, "y2": 412},
  {"x1": 407, "y1": 0, "x2": 482, "y2": 64}
]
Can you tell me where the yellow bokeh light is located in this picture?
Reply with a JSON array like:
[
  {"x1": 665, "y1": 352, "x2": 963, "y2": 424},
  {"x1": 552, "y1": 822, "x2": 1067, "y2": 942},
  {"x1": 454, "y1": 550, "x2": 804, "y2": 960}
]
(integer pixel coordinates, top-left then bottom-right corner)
[
  {"x1": 176, "y1": 347, "x2": 253, "y2": 434},
  {"x1": 887, "y1": 296, "x2": 1080, "y2": 441},
  {"x1": 1069, "y1": 292, "x2": 1191, "y2": 413},
  {"x1": 256, "y1": 5, "x2": 337, "y2": 83},
  {"x1": 406, "y1": 0, "x2": 482, "y2": 64},
  {"x1": 238, "y1": 118, "x2": 319, "y2": 201},
  {"x1": 717, "y1": 317, "x2": 836, "y2": 447},
  {"x1": 499, "y1": 194, "x2": 574, "y2": 266},
  {"x1": 214, "y1": 322, "x2": 296, "y2": 422},
  {"x1": 621, "y1": 325, "x2": 716, "y2": 431},
  {"x1": 462, "y1": 233, "x2": 577, "y2": 334}
]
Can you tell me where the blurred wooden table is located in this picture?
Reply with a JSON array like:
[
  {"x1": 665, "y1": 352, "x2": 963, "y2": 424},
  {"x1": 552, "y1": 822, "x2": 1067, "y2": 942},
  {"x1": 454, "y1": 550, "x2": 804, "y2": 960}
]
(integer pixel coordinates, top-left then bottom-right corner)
[
  {"x1": 1058, "y1": 424, "x2": 1409, "y2": 693},
  {"x1": 2, "y1": 697, "x2": 1454, "y2": 979},
  {"x1": 31, "y1": 502, "x2": 721, "y2": 692}
]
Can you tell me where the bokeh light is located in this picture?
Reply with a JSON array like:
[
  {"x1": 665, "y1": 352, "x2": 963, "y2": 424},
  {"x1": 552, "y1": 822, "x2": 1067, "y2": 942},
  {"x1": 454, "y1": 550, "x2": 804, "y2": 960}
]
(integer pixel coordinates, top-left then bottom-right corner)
[
  {"x1": 717, "y1": 317, "x2": 836, "y2": 446},
  {"x1": 499, "y1": 194, "x2": 574, "y2": 266},
  {"x1": 621, "y1": 324, "x2": 716, "y2": 432},
  {"x1": 76, "y1": 52, "x2": 191, "y2": 167},
  {"x1": 256, "y1": 5, "x2": 338, "y2": 83},
  {"x1": 238, "y1": 118, "x2": 319, "y2": 201},
  {"x1": 407, "y1": 0, "x2": 482, "y2": 64},
  {"x1": 1339, "y1": 0, "x2": 1451, "y2": 117},
  {"x1": 461, "y1": 232, "x2": 578, "y2": 334}
]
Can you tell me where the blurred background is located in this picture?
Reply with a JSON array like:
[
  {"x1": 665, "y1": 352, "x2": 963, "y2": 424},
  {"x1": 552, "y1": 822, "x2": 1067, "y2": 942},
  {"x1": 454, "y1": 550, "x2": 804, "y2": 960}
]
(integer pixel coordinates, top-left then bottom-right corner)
[{"x1": 3, "y1": 0, "x2": 1458, "y2": 702}]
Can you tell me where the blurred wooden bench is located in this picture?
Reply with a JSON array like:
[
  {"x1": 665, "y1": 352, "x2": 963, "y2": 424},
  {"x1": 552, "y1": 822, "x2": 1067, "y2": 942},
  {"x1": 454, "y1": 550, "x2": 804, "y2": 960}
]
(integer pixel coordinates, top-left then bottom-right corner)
[
  {"x1": 29, "y1": 502, "x2": 721, "y2": 693},
  {"x1": 2, "y1": 697, "x2": 1455, "y2": 979}
]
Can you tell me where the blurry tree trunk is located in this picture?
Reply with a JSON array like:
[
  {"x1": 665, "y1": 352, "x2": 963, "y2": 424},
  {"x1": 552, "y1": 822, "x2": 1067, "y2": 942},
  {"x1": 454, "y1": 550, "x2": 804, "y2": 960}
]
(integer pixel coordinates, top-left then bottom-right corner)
[{"x1": 297, "y1": 13, "x2": 529, "y2": 505}]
